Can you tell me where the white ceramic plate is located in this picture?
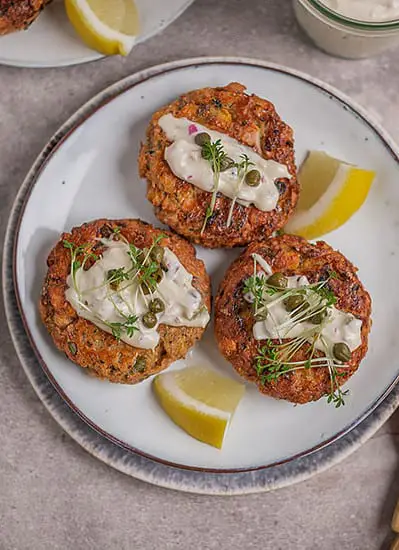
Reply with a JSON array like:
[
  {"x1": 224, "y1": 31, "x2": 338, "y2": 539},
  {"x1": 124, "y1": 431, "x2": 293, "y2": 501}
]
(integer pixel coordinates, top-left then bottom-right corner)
[
  {"x1": 10, "y1": 58, "x2": 399, "y2": 475},
  {"x1": 0, "y1": 0, "x2": 194, "y2": 68}
]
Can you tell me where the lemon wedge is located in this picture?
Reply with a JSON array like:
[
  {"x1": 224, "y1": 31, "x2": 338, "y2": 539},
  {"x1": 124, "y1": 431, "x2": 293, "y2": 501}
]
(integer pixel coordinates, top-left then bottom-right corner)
[
  {"x1": 153, "y1": 366, "x2": 245, "y2": 449},
  {"x1": 65, "y1": 0, "x2": 140, "y2": 56},
  {"x1": 284, "y1": 151, "x2": 375, "y2": 240}
]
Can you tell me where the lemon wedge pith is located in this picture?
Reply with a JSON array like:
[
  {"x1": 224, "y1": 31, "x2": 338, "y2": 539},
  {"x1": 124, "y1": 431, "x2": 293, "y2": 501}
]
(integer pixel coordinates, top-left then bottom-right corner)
[
  {"x1": 153, "y1": 366, "x2": 245, "y2": 449},
  {"x1": 285, "y1": 151, "x2": 375, "y2": 240},
  {"x1": 65, "y1": 0, "x2": 139, "y2": 56}
]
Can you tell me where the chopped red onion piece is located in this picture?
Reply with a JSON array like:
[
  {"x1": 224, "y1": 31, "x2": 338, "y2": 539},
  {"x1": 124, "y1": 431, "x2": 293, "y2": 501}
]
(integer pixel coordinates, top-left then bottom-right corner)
[{"x1": 188, "y1": 124, "x2": 198, "y2": 135}]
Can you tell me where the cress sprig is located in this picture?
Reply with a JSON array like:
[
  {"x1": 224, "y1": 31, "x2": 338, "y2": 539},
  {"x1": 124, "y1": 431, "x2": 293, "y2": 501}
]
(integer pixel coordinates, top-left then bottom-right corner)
[
  {"x1": 199, "y1": 139, "x2": 258, "y2": 232},
  {"x1": 243, "y1": 261, "x2": 337, "y2": 322},
  {"x1": 106, "y1": 267, "x2": 130, "y2": 290},
  {"x1": 126, "y1": 233, "x2": 165, "y2": 295},
  {"x1": 243, "y1": 257, "x2": 348, "y2": 407},
  {"x1": 63, "y1": 238, "x2": 138, "y2": 339},
  {"x1": 200, "y1": 139, "x2": 227, "y2": 233},
  {"x1": 108, "y1": 314, "x2": 139, "y2": 340},
  {"x1": 63, "y1": 230, "x2": 166, "y2": 341},
  {"x1": 226, "y1": 153, "x2": 255, "y2": 227},
  {"x1": 255, "y1": 339, "x2": 349, "y2": 408}
]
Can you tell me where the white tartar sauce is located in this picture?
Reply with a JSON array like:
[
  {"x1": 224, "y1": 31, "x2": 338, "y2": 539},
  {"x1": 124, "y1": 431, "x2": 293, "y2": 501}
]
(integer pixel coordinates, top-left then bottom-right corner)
[
  {"x1": 321, "y1": 0, "x2": 399, "y2": 22},
  {"x1": 65, "y1": 240, "x2": 210, "y2": 350},
  {"x1": 245, "y1": 254, "x2": 362, "y2": 354},
  {"x1": 158, "y1": 114, "x2": 290, "y2": 212}
]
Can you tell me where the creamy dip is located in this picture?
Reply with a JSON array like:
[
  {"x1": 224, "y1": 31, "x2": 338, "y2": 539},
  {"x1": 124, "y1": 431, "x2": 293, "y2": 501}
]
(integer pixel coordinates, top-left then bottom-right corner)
[
  {"x1": 245, "y1": 254, "x2": 362, "y2": 355},
  {"x1": 321, "y1": 0, "x2": 399, "y2": 22},
  {"x1": 294, "y1": 0, "x2": 399, "y2": 60},
  {"x1": 158, "y1": 114, "x2": 290, "y2": 212},
  {"x1": 65, "y1": 240, "x2": 209, "y2": 350}
]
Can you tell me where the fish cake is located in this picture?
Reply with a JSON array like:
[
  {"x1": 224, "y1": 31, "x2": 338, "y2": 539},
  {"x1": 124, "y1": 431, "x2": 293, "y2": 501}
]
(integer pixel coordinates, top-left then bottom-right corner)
[
  {"x1": 39, "y1": 219, "x2": 211, "y2": 384},
  {"x1": 214, "y1": 234, "x2": 371, "y2": 404},
  {"x1": 139, "y1": 82, "x2": 299, "y2": 248},
  {"x1": 0, "y1": 0, "x2": 51, "y2": 35}
]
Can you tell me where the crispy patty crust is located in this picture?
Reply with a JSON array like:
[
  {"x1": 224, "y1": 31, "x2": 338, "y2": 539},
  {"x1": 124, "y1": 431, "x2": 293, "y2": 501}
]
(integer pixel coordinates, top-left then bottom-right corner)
[
  {"x1": 39, "y1": 219, "x2": 211, "y2": 384},
  {"x1": 214, "y1": 235, "x2": 371, "y2": 404},
  {"x1": 0, "y1": 0, "x2": 51, "y2": 35},
  {"x1": 139, "y1": 82, "x2": 299, "y2": 248}
]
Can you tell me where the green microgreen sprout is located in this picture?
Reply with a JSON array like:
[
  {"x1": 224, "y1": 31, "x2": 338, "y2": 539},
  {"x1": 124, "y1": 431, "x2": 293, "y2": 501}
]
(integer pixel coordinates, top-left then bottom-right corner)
[
  {"x1": 126, "y1": 233, "x2": 165, "y2": 295},
  {"x1": 200, "y1": 139, "x2": 227, "y2": 234},
  {"x1": 226, "y1": 153, "x2": 255, "y2": 227},
  {"x1": 63, "y1": 233, "x2": 167, "y2": 342},
  {"x1": 106, "y1": 267, "x2": 130, "y2": 290},
  {"x1": 63, "y1": 240, "x2": 98, "y2": 292},
  {"x1": 243, "y1": 256, "x2": 349, "y2": 407},
  {"x1": 255, "y1": 338, "x2": 349, "y2": 408},
  {"x1": 107, "y1": 314, "x2": 139, "y2": 340}
]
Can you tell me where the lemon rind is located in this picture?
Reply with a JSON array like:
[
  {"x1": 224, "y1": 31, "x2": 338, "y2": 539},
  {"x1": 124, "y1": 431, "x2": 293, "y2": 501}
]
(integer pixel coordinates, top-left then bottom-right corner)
[
  {"x1": 156, "y1": 372, "x2": 231, "y2": 421},
  {"x1": 285, "y1": 164, "x2": 375, "y2": 240},
  {"x1": 66, "y1": 0, "x2": 137, "y2": 55}
]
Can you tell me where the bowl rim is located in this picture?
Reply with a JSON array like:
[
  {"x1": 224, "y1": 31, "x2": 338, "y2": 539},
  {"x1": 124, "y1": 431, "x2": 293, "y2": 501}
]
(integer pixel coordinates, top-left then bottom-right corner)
[{"x1": 299, "y1": 0, "x2": 399, "y2": 30}]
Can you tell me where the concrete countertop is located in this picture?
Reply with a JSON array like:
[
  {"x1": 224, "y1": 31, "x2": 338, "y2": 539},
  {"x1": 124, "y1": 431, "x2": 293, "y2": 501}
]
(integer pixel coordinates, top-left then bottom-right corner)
[{"x1": 1, "y1": 1, "x2": 398, "y2": 548}]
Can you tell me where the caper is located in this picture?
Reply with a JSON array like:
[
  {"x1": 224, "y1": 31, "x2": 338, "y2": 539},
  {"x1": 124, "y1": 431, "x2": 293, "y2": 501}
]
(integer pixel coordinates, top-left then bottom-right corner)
[
  {"x1": 142, "y1": 269, "x2": 163, "y2": 295},
  {"x1": 149, "y1": 298, "x2": 165, "y2": 314},
  {"x1": 276, "y1": 179, "x2": 286, "y2": 195},
  {"x1": 194, "y1": 132, "x2": 211, "y2": 147},
  {"x1": 154, "y1": 268, "x2": 163, "y2": 284},
  {"x1": 309, "y1": 310, "x2": 327, "y2": 325},
  {"x1": 133, "y1": 356, "x2": 146, "y2": 373},
  {"x1": 142, "y1": 312, "x2": 157, "y2": 329},
  {"x1": 134, "y1": 249, "x2": 146, "y2": 266},
  {"x1": 143, "y1": 269, "x2": 163, "y2": 292},
  {"x1": 107, "y1": 269, "x2": 119, "y2": 290},
  {"x1": 284, "y1": 294, "x2": 305, "y2": 313},
  {"x1": 333, "y1": 342, "x2": 351, "y2": 364},
  {"x1": 150, "y1": 245, "x2": 164, "y2": 264},
  {"x1": 245, "y1": 169, "x2": 261, "y2": 187},
  {"x1": 267, "y1": 273, "x2": 288, "y2": 289},
  {"x1": 219, "y1": 156, "x2": 235, "y2": 172},
  {"x1": 141, "y1": 283, "x2": 151, "y2": 295},
  {"x1": 254, "y1": 310, "x2": 268, "y2": 322}
]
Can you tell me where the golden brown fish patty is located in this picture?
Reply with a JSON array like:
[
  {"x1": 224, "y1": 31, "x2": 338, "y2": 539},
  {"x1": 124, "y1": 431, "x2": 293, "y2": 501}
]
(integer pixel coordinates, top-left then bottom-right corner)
[
  {"x1": 39, "y1": 219, "x2": 211, "y2": 384},
  {"x1": 139, "y1": 82, "x2": 299, "y2": 248},
  {"x1": 0, "y1": 0, "x2": 51, "y2": 35},
  {"x1": 214, "y1": 235, "x2": 371, "y2": 404}
]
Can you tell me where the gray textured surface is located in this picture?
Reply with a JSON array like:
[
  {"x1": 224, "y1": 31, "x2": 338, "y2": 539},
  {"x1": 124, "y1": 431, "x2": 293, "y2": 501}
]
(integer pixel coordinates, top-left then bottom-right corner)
[{"x1": 1, "y1": 0, "x2": 399, "y2": 549}]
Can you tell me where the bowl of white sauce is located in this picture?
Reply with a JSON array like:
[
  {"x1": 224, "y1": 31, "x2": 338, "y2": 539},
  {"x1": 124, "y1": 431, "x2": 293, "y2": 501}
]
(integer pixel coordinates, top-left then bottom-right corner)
[{"x1": 293, "y1": 0, "x2": 399, "y2": 58}]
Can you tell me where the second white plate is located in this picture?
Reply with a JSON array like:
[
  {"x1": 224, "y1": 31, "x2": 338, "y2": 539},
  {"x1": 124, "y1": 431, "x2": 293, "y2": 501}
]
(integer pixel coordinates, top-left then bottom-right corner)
[{"x1": 0, "y1": 0, "x2": 195, "y2": 68}]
